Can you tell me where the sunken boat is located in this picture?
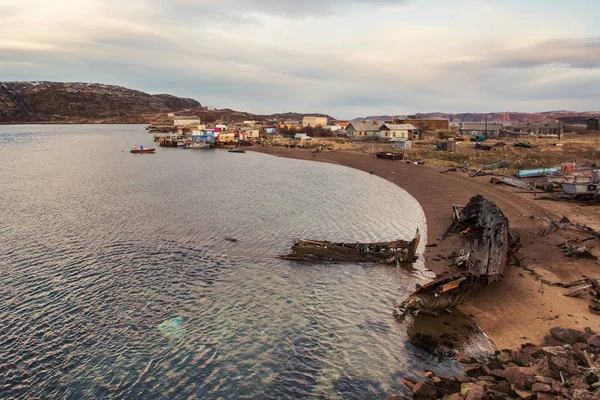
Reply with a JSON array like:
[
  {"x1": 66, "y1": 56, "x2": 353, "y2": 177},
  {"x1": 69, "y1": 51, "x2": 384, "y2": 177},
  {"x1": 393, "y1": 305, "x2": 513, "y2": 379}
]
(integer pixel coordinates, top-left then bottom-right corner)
[{"x1": 281, "y1": 229, "x2": 420, "y2": 264}]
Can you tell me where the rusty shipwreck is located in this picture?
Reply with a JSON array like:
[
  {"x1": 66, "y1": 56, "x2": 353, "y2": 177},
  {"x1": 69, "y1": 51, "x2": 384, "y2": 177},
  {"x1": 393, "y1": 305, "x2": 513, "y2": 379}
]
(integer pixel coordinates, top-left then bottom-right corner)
[
  {"x1": 394, "y1": 195, "x2": 518, "y2": 318},
  {"x1": 281, "y1": 229, "x2": 420, "y2": 264}
]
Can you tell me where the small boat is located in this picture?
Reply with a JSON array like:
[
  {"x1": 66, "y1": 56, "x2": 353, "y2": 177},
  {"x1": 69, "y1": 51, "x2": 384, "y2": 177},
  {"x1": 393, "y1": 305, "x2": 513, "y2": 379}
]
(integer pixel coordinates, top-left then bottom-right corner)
[
  {"x1": 228, "y1": 148, "x2": 246, "y2": 153},
  {"x1": 130, "y1": 148, "x2": 155, "y2": 154},
  {"x1": 281, "y1": 229, "x2": 420, "y2": 264},
  {"x1": 562, "y1": 182, "x2": 599, "y2": 196},
  {"x1": 186, "y1": 142, "x2": 211, "y2": 149},
  {"x1": 376, "y1": 152, "x2": 403, "y2": 160},
  {"x1": 517, "y1": 167, "x2": 560, "y2": 178}
]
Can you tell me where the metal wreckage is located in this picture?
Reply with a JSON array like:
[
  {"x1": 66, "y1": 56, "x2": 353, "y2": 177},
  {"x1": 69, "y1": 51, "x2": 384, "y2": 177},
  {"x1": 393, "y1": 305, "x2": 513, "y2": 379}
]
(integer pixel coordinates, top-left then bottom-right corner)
[{"x1": 394, "y1": 195, "x2": 520, "y2": 319}]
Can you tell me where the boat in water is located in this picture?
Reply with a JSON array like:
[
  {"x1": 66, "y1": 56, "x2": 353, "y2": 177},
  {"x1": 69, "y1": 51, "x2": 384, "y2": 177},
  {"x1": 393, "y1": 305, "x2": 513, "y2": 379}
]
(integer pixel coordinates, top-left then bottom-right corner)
[
  {"x1": 228, "y1": 148, "x2": 246, "y2": 153},
  {"x1": 130, "y1": 144, "x2": 155, "y2": 154},
  {"x1": 186, "y1": 142, "x2": 211, "y2": 149},
  {"x1": 280, "y1": 229, "x2": 420, "y2": 264}
]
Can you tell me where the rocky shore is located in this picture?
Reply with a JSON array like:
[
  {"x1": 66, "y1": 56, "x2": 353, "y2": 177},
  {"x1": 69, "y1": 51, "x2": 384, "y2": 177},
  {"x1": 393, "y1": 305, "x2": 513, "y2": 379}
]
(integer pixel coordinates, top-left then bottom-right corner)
[{"x1": 398, "y1": 326, "x2": 600, "y2": 399}]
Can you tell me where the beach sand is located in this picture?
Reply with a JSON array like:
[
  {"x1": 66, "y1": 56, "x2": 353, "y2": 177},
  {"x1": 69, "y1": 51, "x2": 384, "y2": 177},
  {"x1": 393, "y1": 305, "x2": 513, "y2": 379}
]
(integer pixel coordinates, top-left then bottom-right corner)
[{"x1": 252, "y1": 146, "x2": 600, "y2": 349}]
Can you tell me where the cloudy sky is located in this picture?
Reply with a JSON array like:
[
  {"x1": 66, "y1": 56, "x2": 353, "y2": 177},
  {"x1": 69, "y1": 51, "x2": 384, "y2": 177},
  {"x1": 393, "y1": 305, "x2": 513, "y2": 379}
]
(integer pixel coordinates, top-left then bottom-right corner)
[{"x1": 1, "y1": 0, "x2": 599, "y2": 118}]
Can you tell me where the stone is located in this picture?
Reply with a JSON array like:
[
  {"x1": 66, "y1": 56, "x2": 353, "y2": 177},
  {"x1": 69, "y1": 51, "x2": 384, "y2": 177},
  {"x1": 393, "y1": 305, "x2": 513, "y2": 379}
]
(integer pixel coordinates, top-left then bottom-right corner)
[
  {"x1": 456, "y1": 374, "x2": 470, "y2": 383},
  {"x1": 490, "y1": 382, "x2": 513, "y2": 395},
  {"x1": 504, "y1": 366, "x2": 522, "y2": 385},
  {"x1": 572, "y1": 389, "x2": 598, "y2": 399},
  {"x1": 587, "y1": 334, "x2": 600, "y2": 348},
  {"x1": 477, "y1": 375, "x2": 496, "y2": 382},
  {"x1": 572, "y1": 342, "x2": 588, "y2": 353},
  {"x1": 464, "y1": 364, "x2": 484, "y2": 377},
  {"x1": 535, "y1": 375, "x2": 555, "y2": 384},
  {"x1": 513, "y1": 388, "x2": 534, "y2": 399},
  {"x1": 543, "y1": 346, "x2": 581, "y2": 375},
  {"x1": 442, "y1": 394, "x2": 462, "y2": 400},
  {"x1": 497, "y1": 351, "x2": 513, "y2": 364},
  {"x1": 535, "y1": 394, "x2": 556, "y2": 400},
  {"x1": 387, "y1": 396, "x2": 410, "y2": 400},
  {"x1": 532, "y1": 382, "x2": 553, "y2": 393},
  {"x1": 550, "y1": 327, "x2": 590, "y2": 345},
  {"x1": 490, "y1": 369, "x2": 506, "y2": 380},
  {"x1": 457, "y1": 352, "x2": 472, "y2": 363},
  {"x1": 512, "y1": 350, "x2": 536, "y2": 367},
  {"x1": 460, "y1": 382, "x2": 480, "y2": 398},
  {"x1": 545, "y1": 337, "x2": 566, "y2": 347},
  {"x1": 465, "y1": 385, "x2": 485, "y2": 400},
  {"x1": 520, "y1": 344, "x2": 544, "y2": 357},
  {"x1": 432, "y1": 376, "x2": 442, "y2": 384},
  {"x1": 402, "y1": 378, "x2": 415, "y2": 390},
  {"x1": 567, "y1": 375, "x2": 590, "y2": 390},
  {"x1": 419, "y1": 371, "x2": 434, "y2": 378},
  {"x1": 412, "y1": 381, "x2": 437, "y2": 398}
]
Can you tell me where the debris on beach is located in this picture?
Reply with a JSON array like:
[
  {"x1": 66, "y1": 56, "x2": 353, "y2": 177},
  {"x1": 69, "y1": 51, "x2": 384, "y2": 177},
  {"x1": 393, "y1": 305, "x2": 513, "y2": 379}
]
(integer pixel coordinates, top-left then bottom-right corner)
[
  {"x1": 280, "y1": 230, "x2": 420, "y2": 265},
  {"x1": 474, "y1": 143, "x2": 492, "y2": 151},
  {"x1": 394, "y1": 196, "x2": 517, "y2": 318},
  {"x1": 225, "y1": 237, "x2": 238, "y2": 243},
  {"x1": 490, "y1": 176, "x2": 531, "y2": 190},
  {"x1": 395, "y1": 325, "x2": 600, "y2": 399},
  {"x1": 558, "y1": 242, "x2": 597, "y2": 260},
  {"x1": 513, "y1": 141, "x2": 534, "y2": 148},
  {"x1": 563, "y1": 278, "x2": 600, "y2": 316},
  {"x1": 483, "y1": 161, "x2": 509, "y2": 171},
  {"x1": 542, "y1": 216, "x2": 600, "y2": 240}
]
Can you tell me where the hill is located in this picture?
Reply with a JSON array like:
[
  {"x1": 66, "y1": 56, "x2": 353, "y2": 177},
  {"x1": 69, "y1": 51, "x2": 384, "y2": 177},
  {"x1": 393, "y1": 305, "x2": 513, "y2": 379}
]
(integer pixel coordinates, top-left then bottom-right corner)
[
  {"x1": 0, "y1": 81, "x2": 202, "y2": 123},
  {"x1": 353, "y1": 111, "x2": 599, "y2": 123},
  {"x1": 261, "y1": 112, "x2": 336, "y2": 121}
]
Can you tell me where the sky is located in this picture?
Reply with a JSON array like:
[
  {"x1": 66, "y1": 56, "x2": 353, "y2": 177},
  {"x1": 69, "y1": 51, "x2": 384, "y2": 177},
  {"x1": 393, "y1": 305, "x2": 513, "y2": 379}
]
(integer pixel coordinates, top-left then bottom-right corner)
[{"x1": 1, "y1": 0, "x2": 599, "y2": 119}]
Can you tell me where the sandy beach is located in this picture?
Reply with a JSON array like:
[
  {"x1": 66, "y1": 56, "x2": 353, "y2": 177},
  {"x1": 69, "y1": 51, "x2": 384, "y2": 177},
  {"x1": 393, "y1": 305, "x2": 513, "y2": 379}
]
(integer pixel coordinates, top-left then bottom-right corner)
[{"x1": 252, "y1": 146, "x2": 600, "y2": 350}]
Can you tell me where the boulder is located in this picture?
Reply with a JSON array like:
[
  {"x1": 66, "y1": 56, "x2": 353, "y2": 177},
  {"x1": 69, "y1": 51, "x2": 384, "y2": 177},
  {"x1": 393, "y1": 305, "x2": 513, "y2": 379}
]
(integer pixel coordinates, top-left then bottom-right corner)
[
  {"x1": 464, "y1": 364, "x2": 485, "y2": 377},
  {"x1": 490, "y1": 369, "x2": 506, "y2": 380},
  {"x1": 497, "y1": 351, "x2": 513, "y2": 364},
  {"x1": 442, "y1": 394, "x2": 462, "y2": 400},
  {"x1": 402, "y1": 378, "x2": 415, "y2": 390},
  {"x1": 572, "y1": 389, "x2": 599, "y2": 399},
  {"x1": 412, "y1": 381, "x2": 437, "y2": 398},
  {"x1": 513, "y1": 388, "x2": 534, "y2": 399},
  {"x1": 535, "y1": 394, "x2": 556, "y2": 400},
  {"x1": 550, "y1": 327, "x2": 590, "y2": 345},
  {"x1": 490, "y1": 382, "x2": 513, "y2": 395},
  {"x1": 543, "y1": 346, "x2": 581, "y2": 375},
  {"x1": 512, "y1": 350, "x2": 536, "y2": 367},
  {"x1": 457, "y1": 352, "x2": 472, "y2": 363},
  {"x1": 587, "y1": 334, "x2": 600, "y2": 348},
  {"x1": 460, "y1": 382, "x2": 480, "y2": 398},
  {"x1": 535, "y1": 375, "x2": 555, "y2": 384},
  {"x1": 504, "y1": 366, "x2": 522, "y2": 385}
]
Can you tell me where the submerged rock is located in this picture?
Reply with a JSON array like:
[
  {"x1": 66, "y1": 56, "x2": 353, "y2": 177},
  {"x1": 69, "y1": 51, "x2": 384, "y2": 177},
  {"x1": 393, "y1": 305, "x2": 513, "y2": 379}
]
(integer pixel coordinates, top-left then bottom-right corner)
[{"x1": 158, "y1": 317, "x2": 187, "y2": 339}]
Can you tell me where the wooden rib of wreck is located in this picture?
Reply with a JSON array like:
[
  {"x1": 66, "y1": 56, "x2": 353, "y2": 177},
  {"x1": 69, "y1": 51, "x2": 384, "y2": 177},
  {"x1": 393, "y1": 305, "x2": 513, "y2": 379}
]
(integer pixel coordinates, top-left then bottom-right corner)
[
  {"x1": 394, "y1": 195, "x2": 517, "y2": 318},
  {"x1": 281, "y1": 229, "x2": 420, "y2": 264}
]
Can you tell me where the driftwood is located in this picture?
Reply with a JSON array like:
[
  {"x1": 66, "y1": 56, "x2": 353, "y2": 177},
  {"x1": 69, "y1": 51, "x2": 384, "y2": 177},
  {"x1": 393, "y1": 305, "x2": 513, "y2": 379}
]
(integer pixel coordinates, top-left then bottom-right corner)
[
  {"x1": 542, "y1": 216, "x2": 600, "y2": 239},
  {"x1": 563, "y1": 278, "x2": 600, "y2": 315},
  {"x1": 395, "y1": 195, "x2": 516, "y2": 318}
]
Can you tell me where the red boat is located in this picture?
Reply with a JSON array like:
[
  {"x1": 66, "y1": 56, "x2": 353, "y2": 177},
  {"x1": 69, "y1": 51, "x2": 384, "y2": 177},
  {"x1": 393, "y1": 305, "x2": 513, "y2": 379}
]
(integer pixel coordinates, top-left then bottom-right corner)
[{"x1": 130, "y1": 148, "x2": 156, "y2": 154}]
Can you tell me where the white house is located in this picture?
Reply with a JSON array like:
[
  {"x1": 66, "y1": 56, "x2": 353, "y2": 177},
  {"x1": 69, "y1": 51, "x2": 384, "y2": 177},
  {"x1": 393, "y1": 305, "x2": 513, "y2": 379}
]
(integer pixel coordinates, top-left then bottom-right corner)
[
  {"x1": 302, "y1": 116, "x2": 328, "y2": 128},
  {"x1": 174, "y1": 116, "x2": 201, "y2": 126},
  {"x1": 378, "y1": 124, "x2": 419, "y2": 140}
]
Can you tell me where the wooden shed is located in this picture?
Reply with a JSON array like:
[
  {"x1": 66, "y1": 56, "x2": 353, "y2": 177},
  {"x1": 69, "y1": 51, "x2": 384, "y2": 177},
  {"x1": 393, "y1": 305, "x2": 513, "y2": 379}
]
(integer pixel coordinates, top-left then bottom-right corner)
[{"x1": 436, "y1": 141, "x2": 457, "y2": 152}]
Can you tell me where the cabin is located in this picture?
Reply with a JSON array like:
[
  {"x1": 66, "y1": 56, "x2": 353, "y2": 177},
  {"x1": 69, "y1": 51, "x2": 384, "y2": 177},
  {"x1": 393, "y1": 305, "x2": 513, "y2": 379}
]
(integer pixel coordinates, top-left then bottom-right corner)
[
  {"x1": 378, "y1": 124, "x2": 418, "y2": 141},
  {"x1": 459, "y1": 123, "x2": 504, "y2": 138},
  {"x1": 503, "y1": 120, "x2": 563, "y2": 136},
  {"x1": 346, "y1": 122, "x2": 383, "y2": 140},
  {"x1": 240, "y1": 128, "x2": 260, "y2": 139},
  {"x1": 390, "y1": 115, "x2": 449, "y2": 131},
  {"x1": 191, "y1": 130, "x2": 215, "y2": 143},
  {"x1": 265, "y1": 128, "x2": 277, "y2": 135},
  {"x1": 436, "y1": 141, "x2": 457, "y2": 152},
  {"x1": 588, "y1": 116, "x2": 600, "y2": 131},
  {"x1": 217, "y1": 133, "x2": 236, "y2": 143}
]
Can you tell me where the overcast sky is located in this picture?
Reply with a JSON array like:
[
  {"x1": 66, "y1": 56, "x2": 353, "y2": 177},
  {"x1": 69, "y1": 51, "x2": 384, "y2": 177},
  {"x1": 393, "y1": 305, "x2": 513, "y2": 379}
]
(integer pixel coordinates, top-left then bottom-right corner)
[{"x1": 1, "y1": 0, "x2": 599, "y2": 119}]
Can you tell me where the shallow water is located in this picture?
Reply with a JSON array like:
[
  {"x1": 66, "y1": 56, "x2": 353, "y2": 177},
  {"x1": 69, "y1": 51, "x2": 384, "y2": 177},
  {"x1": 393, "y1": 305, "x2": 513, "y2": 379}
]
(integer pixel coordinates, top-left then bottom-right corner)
[{"x1": 0, "y1": 125, "x2": 461, "y2": 399}]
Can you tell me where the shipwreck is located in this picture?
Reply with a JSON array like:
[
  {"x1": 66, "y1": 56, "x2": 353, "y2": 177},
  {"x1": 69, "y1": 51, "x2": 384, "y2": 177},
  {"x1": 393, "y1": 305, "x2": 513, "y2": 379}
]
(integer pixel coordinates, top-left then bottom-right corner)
[
  {"x1": 281, "y1": 229, "x2": 420, "y2": 264},
  {"x1": 394, "y1": 195, "x2": 518, "y2": 318}
]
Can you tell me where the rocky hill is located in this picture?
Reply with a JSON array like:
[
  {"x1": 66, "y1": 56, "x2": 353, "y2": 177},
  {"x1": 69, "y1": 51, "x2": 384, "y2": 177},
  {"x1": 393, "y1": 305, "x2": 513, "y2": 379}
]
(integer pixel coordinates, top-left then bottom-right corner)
[
  {"x1": 354, "y1": 111, "x2": 599, "y2": 123},
  {"x1": 261, "y1": 112, "x2": 336, "y2": 121},
  {"x1": 0, "y1": 81, "x2": 202, "y2": 123}
]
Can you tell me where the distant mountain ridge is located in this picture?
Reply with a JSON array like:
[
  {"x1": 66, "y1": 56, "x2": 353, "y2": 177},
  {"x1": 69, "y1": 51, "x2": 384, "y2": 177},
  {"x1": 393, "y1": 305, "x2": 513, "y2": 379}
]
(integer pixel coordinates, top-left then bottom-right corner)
[
  {"x1": 0, "y1": 81, "x2": 202, "y2": 123},
  {"x1": 353, "y1": 111, "x2": 599, "y2": 123}
]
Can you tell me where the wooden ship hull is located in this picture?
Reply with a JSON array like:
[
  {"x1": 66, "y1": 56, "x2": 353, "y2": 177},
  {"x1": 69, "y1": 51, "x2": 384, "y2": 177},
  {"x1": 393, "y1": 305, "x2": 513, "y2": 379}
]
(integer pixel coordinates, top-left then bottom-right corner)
[{"x1": 281, "y1": 229, "x2": 420, "y2": 264}]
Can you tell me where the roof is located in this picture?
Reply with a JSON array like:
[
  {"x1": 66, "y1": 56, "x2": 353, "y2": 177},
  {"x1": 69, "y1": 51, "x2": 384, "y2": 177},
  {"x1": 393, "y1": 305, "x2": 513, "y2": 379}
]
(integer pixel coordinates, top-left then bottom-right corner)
[
  {"x1": 174, "y1": 116, "x2": 200, "y2": 120},
  {"x1": 381, "y1": 123, "x2": 418, "y2": 130},
  {"x1": 405, "y1": 115, "x2": 448, "y2": 121},
  {"x1": 587, "y1": 116, "x2": 600, "y2": 121},
  {"x1": 348, "y1": 122, "x2": 383, "y2": 131},
  {"x1": 509, "y1": 119, "x2": 562, "y2": 129},
  {"x1": 461, "y1": 123, "x2": 504, "y2": 131}
]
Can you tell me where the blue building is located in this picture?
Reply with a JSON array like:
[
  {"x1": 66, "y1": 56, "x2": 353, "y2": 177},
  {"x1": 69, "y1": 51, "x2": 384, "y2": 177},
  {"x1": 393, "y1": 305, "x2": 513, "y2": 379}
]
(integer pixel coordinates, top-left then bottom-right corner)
[{"x1": 191, "y1": 130, "x2": 215, "y2": 143}]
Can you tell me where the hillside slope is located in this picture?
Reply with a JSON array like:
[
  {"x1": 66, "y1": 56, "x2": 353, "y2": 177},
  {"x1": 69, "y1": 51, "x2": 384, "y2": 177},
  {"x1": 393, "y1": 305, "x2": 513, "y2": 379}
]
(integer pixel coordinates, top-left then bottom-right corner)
[{"x1": 0, "y1": 81, "x2": 202, "y2": 123}]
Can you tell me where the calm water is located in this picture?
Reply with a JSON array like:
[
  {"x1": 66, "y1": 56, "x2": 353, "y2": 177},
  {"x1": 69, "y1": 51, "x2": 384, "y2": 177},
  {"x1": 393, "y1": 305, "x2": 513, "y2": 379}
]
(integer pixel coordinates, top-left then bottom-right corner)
[{"x1": 0, "y1": 125, "x2": 455, "y2": 399}]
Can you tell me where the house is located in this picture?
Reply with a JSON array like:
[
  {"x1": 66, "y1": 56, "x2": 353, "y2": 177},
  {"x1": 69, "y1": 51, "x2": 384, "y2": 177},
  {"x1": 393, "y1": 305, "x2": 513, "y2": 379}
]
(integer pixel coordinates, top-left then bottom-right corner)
[
  {"x1": 217, "y1": 133, "x2": 236, "y2": 143},
  {"x1": 390, "y1": 115, "x2": 449, "y2": 131},
  {"x1": 332, "y1": 120, "x2": 350, "y2": 129},
  {"x1": 302, "y1": 116, "x2": 328, "y2": 128},
  {"x1": 265, "y1": 128, "x2": 277, "y2": 135},
  {"x1": 240, "y1": 128, "x2": 260, "y2": 140},
  {"x1": 215, "y1": 124, "x2": 228, "y2": 131},
  {"x1": 378, "y1": 123, "x2": 419, "y2": 140},
  {"x1": 459, "y1": 123, "x2": 504, "y2": 138},
  {"x1": 588, "y1": 116, "x2": 600, "y2": 131},
  {"x1": 436, "y1": 141, "x2": 457, "y2": 152},
  {"x1": 504, "y1": 120, "x2": 564, "y2": 136},
  {"x1": 346, "y1": 121, "x2": 383, "y2": 139},
  {"x1": 294, "y1": 133, "x2": 310, "y2": 140},
  {"x1": 391, "y1": 139, "x2": 412, "y2": 150},
  {"x1": 174, "y1": 116, "x2": 201, "y2": 126},
  {"x1": 191, "y1": 130, "x2": 215, "y2": 143},
  {"x1": 280, "y1": 121, "x2": 302, "y2": 131}
]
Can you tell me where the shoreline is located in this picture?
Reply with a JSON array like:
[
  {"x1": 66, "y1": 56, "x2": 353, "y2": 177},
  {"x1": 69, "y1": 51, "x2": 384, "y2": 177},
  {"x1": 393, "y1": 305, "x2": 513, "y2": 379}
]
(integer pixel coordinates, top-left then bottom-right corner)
[{"x1": 251, "y1": 146, "x2": 600, "y2": 349}]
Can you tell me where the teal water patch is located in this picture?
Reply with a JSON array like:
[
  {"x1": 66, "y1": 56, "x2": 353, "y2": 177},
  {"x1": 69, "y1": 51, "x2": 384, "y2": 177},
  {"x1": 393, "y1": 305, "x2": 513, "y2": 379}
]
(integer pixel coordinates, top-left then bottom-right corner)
[{"x1": 158, "y1": 317, "x2": 187, "y2": 339}]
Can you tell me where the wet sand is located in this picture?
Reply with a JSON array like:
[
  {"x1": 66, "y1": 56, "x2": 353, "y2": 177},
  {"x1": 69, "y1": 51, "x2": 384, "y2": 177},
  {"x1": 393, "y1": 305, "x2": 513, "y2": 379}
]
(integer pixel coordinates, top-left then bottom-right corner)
[{"x1": 252, "y1": 146, "x2": 600, "y2": 349}]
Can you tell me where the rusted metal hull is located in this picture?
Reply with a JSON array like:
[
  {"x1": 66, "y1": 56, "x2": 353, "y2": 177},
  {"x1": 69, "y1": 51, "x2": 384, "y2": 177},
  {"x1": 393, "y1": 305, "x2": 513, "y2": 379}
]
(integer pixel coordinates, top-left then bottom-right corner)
[
  {"x1": 281, "y1": 230, "x2": 420, "y2": 264},
  {"x1": 395, "y1": 196, "x2": 514, "y2": 317}
]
